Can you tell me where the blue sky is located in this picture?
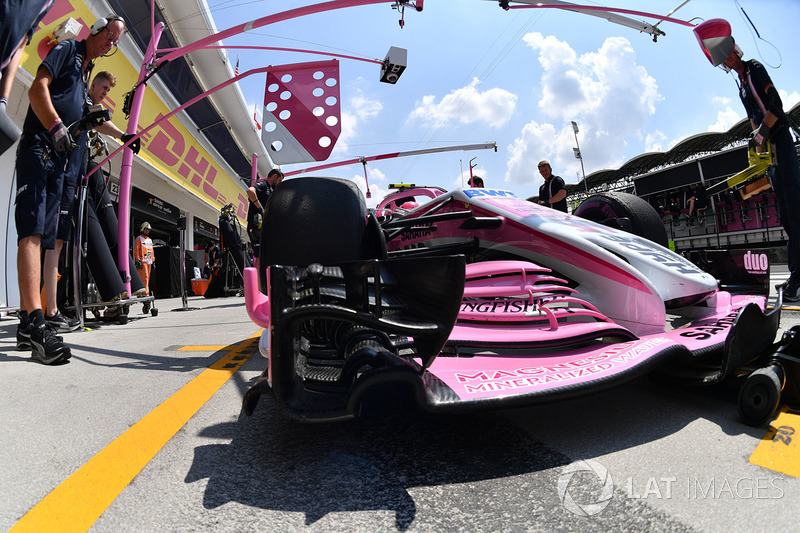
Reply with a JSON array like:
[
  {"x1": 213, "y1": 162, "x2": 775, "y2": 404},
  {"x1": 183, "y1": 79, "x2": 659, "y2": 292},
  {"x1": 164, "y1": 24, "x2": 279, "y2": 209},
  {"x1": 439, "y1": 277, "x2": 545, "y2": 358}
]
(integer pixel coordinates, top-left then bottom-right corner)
[{"x1": 204, "y1": 0, "x2": 800, "y2": 206}]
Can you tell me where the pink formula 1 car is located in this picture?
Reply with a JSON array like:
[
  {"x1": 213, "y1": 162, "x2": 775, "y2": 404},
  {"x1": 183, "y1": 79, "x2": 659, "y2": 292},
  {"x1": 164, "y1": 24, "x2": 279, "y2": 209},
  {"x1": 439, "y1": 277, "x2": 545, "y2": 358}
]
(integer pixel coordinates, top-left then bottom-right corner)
[{"x1": 243, "y1": 178, "x2": 785, "y2": 425}]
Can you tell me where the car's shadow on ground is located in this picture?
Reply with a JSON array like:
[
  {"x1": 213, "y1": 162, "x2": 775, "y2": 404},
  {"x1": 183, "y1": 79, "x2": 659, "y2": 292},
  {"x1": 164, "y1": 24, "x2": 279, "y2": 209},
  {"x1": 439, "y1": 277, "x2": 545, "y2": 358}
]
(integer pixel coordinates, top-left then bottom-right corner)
[
  {"x1": 183, "y1": 372, "x2": 737, "y2": 530},
  {"x1": 503, "y1": 372, "x2": 767, "y2": 450},
  {"x1": 186, "y1": 395, "x2": 568, "y2": 529}
]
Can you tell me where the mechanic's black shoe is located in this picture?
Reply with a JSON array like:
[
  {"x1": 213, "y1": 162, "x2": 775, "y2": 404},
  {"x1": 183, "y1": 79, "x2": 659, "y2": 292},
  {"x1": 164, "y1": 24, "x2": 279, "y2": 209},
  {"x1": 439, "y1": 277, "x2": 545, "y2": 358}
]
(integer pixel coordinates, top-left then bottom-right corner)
[
  {"x1": 784, "y1": 277, "x2": 800, "y2": 303},
  {"x1": 30, "y1": 322, "x2": 72, "y2": 365},
  {"x1": 46, "y1": 310, "x2": 80, "y2": 332},
  {"x1": 20, "y1": 322, "x2": 62, "y2": 346},
  {"x1": 16, "y1": 323, "x2": 31, "y2": 351}
]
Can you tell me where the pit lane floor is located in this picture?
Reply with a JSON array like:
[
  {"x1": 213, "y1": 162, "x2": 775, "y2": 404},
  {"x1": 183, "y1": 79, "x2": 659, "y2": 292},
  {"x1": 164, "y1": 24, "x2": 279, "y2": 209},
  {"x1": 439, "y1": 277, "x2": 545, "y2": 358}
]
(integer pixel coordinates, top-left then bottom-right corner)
[{"x1": 0, "y1": 272, "x2": 798, "y2": 532}]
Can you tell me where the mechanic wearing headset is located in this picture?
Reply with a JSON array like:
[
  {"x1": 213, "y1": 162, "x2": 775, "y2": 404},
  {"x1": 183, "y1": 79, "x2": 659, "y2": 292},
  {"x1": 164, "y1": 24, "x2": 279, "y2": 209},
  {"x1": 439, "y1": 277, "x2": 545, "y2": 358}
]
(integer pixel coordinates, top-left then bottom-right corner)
[
  {"x1": 14, "y1": 14, "x2": 127, "y2": 364},
  {"x1": 696, "y1": 20, "x2": 800, "y2": 302}
]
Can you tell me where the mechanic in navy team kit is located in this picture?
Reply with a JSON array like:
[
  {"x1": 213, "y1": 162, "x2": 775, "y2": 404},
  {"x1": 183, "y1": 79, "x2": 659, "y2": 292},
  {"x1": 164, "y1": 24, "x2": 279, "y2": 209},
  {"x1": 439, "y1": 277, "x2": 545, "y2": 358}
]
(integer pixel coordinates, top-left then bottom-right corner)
[
  {"x1": 247, "y1": 168, "x2": 284, "y2": 273},
  {"x1": 537, "y1": 160, "x2": 568, "y2": 212},
  {"x1": 695, "y1": 19, "x2": 800, "y2": 302},
  {"x1": 14, "y1": 15, "x2": 126, "y2": 364}
]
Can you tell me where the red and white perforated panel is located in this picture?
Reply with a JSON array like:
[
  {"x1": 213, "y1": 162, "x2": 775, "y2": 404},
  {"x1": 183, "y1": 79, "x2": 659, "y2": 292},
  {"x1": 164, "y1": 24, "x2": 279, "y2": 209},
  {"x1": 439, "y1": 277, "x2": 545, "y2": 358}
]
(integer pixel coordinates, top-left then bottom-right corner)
[{"x1": 261, "y1": 60, "x2": 341, "y2": 164}]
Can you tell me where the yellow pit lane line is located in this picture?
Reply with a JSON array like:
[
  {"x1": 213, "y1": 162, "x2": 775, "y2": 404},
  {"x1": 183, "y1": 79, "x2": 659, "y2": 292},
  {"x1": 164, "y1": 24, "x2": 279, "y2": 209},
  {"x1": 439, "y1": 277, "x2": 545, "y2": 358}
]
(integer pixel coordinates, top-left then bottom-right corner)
[
  {"x1": 750, "y1": 407, "x2": 800, "y2": 477},
  {"x1": 10, "y1": 332, "x2": 262, "y2": 533},
  {"x1": 178, "y1": 345, "x2": 231, "y2": 351}
]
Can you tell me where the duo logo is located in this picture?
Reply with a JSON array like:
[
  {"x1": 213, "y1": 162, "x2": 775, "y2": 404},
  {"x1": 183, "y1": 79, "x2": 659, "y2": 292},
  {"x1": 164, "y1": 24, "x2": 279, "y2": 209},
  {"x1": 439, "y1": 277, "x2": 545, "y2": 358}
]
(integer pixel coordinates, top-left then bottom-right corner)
[{"x1": 743, "y1": 250, "x2": 769, "y2": 274}]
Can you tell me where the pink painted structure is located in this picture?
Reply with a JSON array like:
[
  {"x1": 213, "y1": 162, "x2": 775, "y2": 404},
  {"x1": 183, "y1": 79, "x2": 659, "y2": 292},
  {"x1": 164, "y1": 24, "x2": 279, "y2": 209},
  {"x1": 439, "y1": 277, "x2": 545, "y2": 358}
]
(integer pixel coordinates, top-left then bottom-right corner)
[
  {"x1": 84, "y1": 0, "x2": 693, "y2": 295},
  {"x1": 86, "y1": 0, "x2": 421, "y2": 294}
]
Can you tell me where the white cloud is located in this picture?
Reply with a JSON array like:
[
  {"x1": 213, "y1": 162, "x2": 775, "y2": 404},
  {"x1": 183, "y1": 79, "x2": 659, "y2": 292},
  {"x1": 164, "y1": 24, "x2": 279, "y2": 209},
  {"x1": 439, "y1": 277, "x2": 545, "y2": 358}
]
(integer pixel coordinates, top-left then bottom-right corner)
[
  {"x1": 455, "y1": 167, "x2": 488, "y2": 189},
  {"x1": 506, "y1": 120, "x2": 559, "y2": 188},
  {"x1": 505, "y1": 33, "x2": 661, "y2": 185},
  {"x1": 352, "y1": 167, "x2": 389, "y2": 208},
  {"x1": 781, "y1": 89, "x2": 800, "y2": 110},
  {"x1": 707, "y1": 106, "x2": 743, "y2": 132},
  {"x1": 645, "y1": 130, "x2": 667, "y2": 153},
  {"x1": 704, "y1": 90, "x2": 796, "y2": 135},
  {"x1": 407, "y1": 77, "x2": 517, "y2": 129},
  {"x1": 711, "y1": 95, "x2": 733, "y2": 106},
  {"x1": 333, "y1": 87, "x2": 384, "y2": 156},
  {"x1": 336, "y1": 110, "x2": 358, "y2": 154},
  {"x1": 351, "y1": 93, "x2": 384, "y2": 120}
]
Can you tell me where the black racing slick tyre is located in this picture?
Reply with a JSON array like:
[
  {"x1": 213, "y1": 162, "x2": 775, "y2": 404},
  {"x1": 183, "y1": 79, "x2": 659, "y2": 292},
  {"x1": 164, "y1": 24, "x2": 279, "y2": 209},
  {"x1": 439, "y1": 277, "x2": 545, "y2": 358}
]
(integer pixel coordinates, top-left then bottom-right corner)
[
  {"x1": 738, "y1": 364, "x2": 784, "y2": 427},
  {"x1": 260, "y1": 177, "x2": 386, "y2": 271},
  {"x1": 575, "y1": 191, "x2": 668, "y2": 248}
]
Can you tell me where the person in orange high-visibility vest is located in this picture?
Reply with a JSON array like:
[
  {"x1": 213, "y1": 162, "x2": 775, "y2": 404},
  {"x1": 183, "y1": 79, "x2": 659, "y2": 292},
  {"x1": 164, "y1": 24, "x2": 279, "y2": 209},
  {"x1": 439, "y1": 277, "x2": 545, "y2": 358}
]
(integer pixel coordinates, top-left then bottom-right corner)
[{"x1": 134, "y1": 221, "x2": 155, "y2": 313}]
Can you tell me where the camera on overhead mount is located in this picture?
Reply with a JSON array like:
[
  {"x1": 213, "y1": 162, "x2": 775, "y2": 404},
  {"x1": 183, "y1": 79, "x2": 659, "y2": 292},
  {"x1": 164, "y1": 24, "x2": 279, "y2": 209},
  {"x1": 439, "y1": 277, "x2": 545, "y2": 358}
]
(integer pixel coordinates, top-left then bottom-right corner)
[{"x1": 380, "y1": 46, "x2": 407, "y2": 84}]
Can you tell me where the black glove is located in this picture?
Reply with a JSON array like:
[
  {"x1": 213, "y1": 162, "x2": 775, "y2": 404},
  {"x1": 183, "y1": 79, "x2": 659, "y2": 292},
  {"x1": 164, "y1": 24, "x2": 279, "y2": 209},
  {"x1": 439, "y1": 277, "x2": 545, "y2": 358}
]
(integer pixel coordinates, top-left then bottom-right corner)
[
  {"x1": 77, "y1": 106, "x2": 111, "y2": 132},
  {"x1": 749, "y1": 122, "x2": 771, "y2": 149},
  {"x1": 121, "y1": 133, "x2": 140, "y2": 154},
  {"x1": 135, "y1": 260, "x2": 143, "y2": 270},
  {"x1": 49, "y1": 119, "x2": 76, "y2": 153}
]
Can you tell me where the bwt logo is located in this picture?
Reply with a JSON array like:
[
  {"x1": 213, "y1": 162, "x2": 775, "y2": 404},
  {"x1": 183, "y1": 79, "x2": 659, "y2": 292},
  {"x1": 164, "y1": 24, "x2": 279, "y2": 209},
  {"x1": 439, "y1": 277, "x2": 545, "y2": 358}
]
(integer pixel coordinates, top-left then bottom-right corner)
[
  {"x1": 463, "y1": 189, "x2": 517, "y2": 199},
  {"x1": 743, "y1": 251, "x2": 769, "y2": 274}
]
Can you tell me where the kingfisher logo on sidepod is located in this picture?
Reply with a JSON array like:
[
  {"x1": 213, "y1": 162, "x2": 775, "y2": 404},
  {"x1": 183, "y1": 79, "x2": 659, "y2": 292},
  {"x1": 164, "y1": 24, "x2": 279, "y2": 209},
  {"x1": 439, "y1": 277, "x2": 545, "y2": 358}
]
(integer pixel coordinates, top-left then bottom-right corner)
[{"x1": 743, "y1": 251, "x2": 769, "y2": 275}]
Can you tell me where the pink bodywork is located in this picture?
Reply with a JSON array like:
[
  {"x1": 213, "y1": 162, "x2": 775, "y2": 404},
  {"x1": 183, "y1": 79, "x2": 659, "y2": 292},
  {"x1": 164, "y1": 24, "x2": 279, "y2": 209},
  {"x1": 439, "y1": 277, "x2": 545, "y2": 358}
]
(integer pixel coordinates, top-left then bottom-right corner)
[
  {"x1": 430, "y1": 259, "x2": 761, "y2": 402},
  {"x1": 242, "y1": 184, "x2": 769, "y2": 407},
  {"x1": 244, "y1": 255, "x2": 764, "y2": 403},
  {"x1": 375, "y1": 186, "x2": 446, "y2": 217}
]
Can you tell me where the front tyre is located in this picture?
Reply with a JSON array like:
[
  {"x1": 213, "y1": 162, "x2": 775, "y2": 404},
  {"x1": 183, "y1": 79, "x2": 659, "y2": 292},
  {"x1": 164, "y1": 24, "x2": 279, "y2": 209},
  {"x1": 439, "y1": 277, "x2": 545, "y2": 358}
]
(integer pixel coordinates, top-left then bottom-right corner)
[
  {"x1": 259, "y1": 177, "x2": 387, "y2": 290},
  {"x1": 575, "y1": 191, "x2": 668, "y2": 247}
]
